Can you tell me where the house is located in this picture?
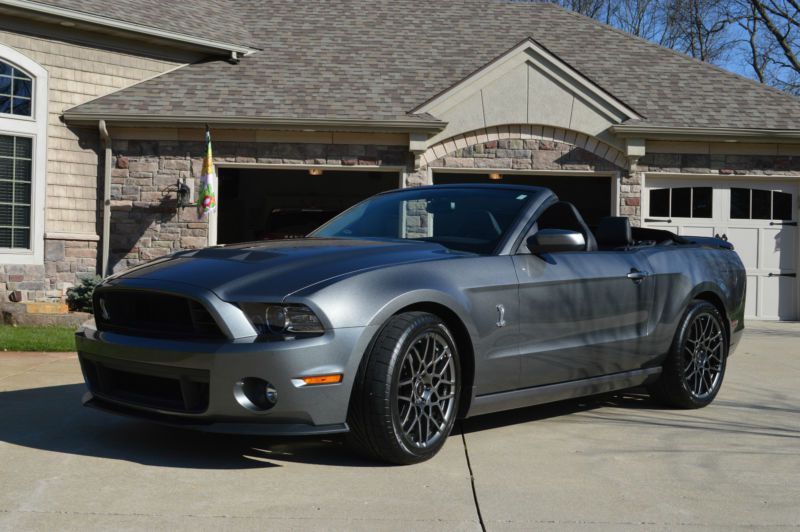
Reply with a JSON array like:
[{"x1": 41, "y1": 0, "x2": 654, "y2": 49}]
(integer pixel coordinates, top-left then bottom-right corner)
[{"x1": 0, "y1": 0, "x2": 798, "y2": 320}]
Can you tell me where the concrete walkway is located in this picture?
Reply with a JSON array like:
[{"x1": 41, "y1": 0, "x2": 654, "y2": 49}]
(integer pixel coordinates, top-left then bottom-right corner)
[{"x1": 0, "y1": 323, "x2": 798, "y2": 531}]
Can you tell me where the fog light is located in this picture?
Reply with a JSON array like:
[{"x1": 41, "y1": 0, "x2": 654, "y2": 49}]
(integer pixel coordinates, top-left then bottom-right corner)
[{"x1": 234, "y1": 377, "x2": 277, "y2": 411}]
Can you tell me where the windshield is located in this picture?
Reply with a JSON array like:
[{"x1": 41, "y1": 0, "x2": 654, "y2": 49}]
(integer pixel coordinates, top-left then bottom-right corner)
[{"x1": 310, "y1": 187, "x2": 536, "y2": 254}]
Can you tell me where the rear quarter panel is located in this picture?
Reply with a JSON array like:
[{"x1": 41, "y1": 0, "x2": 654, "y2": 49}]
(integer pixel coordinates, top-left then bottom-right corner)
[{"x1": 639, "y1": 245, "x2": 746, "y2": 361}]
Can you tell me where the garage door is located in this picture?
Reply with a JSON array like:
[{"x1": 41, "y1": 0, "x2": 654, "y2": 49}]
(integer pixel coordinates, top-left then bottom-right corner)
[
  {"x1": 216, "y1": 168, "x2": 399, "y2": 244},
  {"x1": 644, "y1": 178, "x2": 798, "y2": 321}
]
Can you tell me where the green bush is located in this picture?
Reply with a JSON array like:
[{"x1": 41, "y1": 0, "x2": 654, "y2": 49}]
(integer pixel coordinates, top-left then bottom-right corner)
[{"x1": 66, "y1": 276, "x2": 102, "y2": 313}]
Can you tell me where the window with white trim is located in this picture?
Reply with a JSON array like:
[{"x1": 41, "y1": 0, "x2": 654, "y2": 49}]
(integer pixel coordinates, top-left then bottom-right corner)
[
  {"x1": 0, "y1": 45, "x2": 47, "y2": 264},
  {"x1": 0, "y1": 135, "x2": 32, "y2": 248}
]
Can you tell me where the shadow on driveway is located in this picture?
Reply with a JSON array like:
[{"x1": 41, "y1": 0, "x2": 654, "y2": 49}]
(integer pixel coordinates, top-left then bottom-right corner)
[
  {"x1": 1, "y1": 383, "x2": 645, "y2": 469},
  {"x1": 0, "y1": 383, "x2": 376, "y2": 469},
  {"x1": 4, "y1": 384, "x2": 797, "y2": 469}
]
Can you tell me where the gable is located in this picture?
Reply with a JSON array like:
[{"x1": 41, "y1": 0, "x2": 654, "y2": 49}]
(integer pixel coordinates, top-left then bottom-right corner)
[{"x1": 414, "y1": 39, "x2": 641, "y2": 149}]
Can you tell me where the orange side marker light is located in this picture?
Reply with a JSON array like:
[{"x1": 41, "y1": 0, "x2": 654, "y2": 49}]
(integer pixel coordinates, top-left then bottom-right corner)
[{"x1": 302, "y1": 374, "x2": 343, "y2": 385}]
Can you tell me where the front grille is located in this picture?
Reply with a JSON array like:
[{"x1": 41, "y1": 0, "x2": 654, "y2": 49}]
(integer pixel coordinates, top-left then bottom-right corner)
[
  {"x1": 80, "y1": 355, "x2": 210, "y2": 413},
  {"x1": 94, "y1": 290, "x2": 225, "y2": 340}
]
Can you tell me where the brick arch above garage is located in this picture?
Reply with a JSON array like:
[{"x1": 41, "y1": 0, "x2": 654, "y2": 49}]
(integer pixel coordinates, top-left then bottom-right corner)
[{"x1": 420, "y1": 125, "x2": 629, "y2": 171}]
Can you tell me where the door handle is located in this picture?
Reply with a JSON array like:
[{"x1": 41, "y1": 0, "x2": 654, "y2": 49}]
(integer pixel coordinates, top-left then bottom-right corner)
[
  {"x1": 645, "y1": 218, "x2": 672, "y2": 223},
  {"x1": 627, "y1": 270, "x2": 649, "y2": 283}
]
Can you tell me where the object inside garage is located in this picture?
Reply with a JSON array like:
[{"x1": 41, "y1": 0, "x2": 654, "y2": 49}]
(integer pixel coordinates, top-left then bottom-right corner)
[
  {"x1": 433, "y1": 172, "x2": 613, "y2": 226},
  {"x1": 216, "y1": 168, "x2": 400, "y2": 244}
]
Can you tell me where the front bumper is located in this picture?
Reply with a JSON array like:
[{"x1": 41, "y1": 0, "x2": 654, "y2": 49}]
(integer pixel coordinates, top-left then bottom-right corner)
[{"x1": 76, "y1": 323, "x2": 378, "y2": 436}]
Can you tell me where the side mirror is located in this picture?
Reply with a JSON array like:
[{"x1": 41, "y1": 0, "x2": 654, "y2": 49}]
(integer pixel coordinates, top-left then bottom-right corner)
[{"x1": 526, "y1": 229, "x2": 586, "y2": 254}]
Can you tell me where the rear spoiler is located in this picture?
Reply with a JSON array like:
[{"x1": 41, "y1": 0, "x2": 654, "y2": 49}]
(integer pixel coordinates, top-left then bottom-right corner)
[{"x1": 680, "y1": 235, "x2": 735, "y2": 250}]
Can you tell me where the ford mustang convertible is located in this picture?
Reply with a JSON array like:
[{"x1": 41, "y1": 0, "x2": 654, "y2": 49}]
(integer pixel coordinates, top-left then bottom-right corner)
[{"x1": 76, "y1": 184, "x2": 746, "y2": 464}]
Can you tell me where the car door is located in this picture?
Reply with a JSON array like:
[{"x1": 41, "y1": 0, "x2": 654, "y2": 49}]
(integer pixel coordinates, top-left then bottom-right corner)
[{"x1": 513, "y1": 246, "x2": 655, "y2": 388}]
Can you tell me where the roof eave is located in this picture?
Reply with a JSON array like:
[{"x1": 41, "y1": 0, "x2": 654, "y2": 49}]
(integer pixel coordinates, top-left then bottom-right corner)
[
  {"x1": 612, "y1": 124, "x2": 800, "y2": 143},
  {"x1": 0, "y1": 0, "x2": 259, "y2": 55},
  {"x1": 62, "y1": 112, "x2": 448, "y2": 134}
]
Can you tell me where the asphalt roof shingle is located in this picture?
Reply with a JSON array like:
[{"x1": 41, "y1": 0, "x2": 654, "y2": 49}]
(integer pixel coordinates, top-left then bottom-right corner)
[
  {"x1": 64, "y1": 0, "x2": 800, "y2": 130},
  {"x1": 28, "y1": 0, "x2": 257, "y2": 48}
]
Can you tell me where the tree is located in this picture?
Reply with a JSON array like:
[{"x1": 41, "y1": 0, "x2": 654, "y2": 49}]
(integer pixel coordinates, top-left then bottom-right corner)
[
  {"x1": 744, "y1": 0, "x2": 800, "y2": 93},
  {"x1": 547, "y1": 0, "x2": 800, "y2": 94}
]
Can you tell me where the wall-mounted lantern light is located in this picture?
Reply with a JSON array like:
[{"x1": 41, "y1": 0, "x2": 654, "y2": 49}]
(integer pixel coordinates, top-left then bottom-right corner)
[{"x1": 176, "y1": 178, "x2": 192, "y2": 208}]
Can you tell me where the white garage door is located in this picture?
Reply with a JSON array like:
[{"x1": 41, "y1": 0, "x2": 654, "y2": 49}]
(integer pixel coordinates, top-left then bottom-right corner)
[{"x1": 644, "y1": 178, "x2": 798, "y2": 321}]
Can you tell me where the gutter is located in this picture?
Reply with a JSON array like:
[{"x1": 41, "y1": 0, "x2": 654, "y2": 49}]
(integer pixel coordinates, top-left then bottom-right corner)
[
  {"x1": 0, "y1": 0, "x2": 258, "y2": 56},
  {"x1": 98, "y1": 120, "x2": 111, "y2": 278},
  {"x1": 63, "y1": 114, "x2": 448, "y2": 134},
  {"x1": 611, "y1": 124, "x2": 800, "y2": 142}
]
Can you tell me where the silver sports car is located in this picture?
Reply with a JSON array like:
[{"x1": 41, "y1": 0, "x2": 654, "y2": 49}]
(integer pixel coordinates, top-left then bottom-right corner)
[{"x1": 76, "y1": 184, "x2": 746, "y2": 464}]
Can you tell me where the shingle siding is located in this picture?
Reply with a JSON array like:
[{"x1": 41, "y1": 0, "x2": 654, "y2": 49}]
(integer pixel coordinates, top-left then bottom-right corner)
[{"x1": 0, "y1": 29, "x2": 185, "y2": 236}]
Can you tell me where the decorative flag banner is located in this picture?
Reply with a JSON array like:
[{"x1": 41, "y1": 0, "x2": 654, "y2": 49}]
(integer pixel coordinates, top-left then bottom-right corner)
[{"x1": 198, "y1": 126, "x2": 217, "y2": 217}]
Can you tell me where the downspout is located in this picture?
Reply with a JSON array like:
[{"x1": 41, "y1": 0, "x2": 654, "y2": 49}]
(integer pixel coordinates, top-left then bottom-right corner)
[{"x1": 98, "y1": 120, "x2": 111, "y2": 278}]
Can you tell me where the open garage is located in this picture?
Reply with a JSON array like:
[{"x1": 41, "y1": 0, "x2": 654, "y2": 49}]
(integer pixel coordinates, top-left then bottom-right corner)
[
  {"x1": 216, "y1": 168, "x2": 401, "y2": 244},
  {"x1": 434, "y1": 171, "x2": 615, "y2": 227}
]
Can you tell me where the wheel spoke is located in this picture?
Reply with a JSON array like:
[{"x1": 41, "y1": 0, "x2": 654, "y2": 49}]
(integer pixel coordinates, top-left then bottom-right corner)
[
  {"x1": 402, "y1": 404, "x2": 416, "y2": 430},
  {"x1": 429, "y1": 347, "x2": 449, "y2": 373},
  {"x1": 423, "y1": 335, "x2": 434, "y2": 367},
  {"x1": 436, "y1": 356, "x2": 453, "y2": 377}
]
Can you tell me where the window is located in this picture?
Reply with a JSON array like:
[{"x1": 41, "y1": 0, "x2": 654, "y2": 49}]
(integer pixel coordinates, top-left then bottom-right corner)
[
  {"x1": 0, "y1": 135, "x2": 32, "y2": 248},
  {"x1": 730, "y1": 188, "x2": 794, "y2": 221},
  {"x1": 0, "y1": 61, "x2": 32, "y2": 117},
  {"x1": 311, "y1": 187, "x2": 533, "y2": 254},
  {"x1": 648, "y1": 187, "x2": 713, "y2": 218},
  {"x1": 0, "y1": 44, "x2": 47, "y2": 264}
]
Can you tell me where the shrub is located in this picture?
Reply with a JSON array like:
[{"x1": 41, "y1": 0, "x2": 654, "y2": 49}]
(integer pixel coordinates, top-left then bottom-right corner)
[{"x1": 66, "y1": 276, "x2": 102, "y2": 313}]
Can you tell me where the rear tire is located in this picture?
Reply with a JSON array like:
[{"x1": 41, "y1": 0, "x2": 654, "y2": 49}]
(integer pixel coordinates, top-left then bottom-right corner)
[
  {"x1": 347, "y1": 312, "x2": 461, "y2": 465},
  {"x1": 648, "y1": 300, "x2": 728, "y2": 409}
]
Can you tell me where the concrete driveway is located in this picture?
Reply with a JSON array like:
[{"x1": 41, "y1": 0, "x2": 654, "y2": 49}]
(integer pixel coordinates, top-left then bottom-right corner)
[{"x1": 1, "y1": 322, "x2": 798, "y2": 531}]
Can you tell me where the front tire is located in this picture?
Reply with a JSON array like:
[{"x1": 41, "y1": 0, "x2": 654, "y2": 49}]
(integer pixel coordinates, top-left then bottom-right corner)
[
  {"x1": 347, "y1": 312, "x2": 461, "y2": 465},
  {"x1": 648, "y1": 300, "x2": 728, "y2": 409}
]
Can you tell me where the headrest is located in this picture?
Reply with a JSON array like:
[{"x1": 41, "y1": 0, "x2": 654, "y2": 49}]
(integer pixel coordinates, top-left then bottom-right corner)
[{"x1": 595, "y1": 216, "x2": 632, "y2": 248}]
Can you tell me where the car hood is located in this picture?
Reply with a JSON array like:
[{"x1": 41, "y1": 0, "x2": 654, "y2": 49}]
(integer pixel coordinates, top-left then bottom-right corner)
[{"x1": 106, "y1": 238, "x2": 464, "y2": 301}]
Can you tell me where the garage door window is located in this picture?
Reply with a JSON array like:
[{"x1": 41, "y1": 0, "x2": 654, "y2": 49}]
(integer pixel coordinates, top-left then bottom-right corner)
[
  {"x1": 649, "y1": 187, "x2": 713, "y2": 218},
  {"x1": 730, "y1": 187, "x2": 793, "y2": 221}
]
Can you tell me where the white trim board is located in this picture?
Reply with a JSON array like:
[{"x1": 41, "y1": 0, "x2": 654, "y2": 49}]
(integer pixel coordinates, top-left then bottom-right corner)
[{"x1": 0, "y1": 42, "x2": 48, "y2": 265}]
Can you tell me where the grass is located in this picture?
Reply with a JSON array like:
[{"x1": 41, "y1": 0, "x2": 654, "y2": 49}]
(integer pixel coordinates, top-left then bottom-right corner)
[{"x1": 0, "y1": 325, "x2": 77, "y2": 352}]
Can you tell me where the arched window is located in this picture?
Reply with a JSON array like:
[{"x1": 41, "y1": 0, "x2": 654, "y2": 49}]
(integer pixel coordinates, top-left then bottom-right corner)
[
  {"x1": 0, "y1": 45, "x2": 47, "y2": 264},
  {"x1": 0, "y1": 60, "x2": 33, "y2": 117}
]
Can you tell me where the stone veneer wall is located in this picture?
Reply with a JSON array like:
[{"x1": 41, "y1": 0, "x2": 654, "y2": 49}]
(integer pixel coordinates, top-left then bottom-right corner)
[
  {"x1": 638, "y1": 152, "x2": 800, "y2": 175},
  {"x1": 416, "y1": 136, "x2": 638, "y2": 220}
]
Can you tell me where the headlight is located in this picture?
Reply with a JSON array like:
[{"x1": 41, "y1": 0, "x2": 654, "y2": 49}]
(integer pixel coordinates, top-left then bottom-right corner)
[{"x1": 240, "y1": 303, "x2": 324, "y2": 338}]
